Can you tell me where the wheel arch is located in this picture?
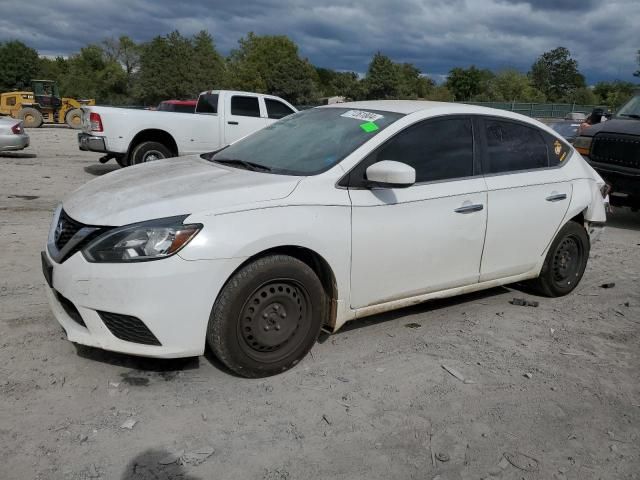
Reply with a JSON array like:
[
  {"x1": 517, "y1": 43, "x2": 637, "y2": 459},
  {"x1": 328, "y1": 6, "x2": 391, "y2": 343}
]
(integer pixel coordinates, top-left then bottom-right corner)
[
  {"x1": 127, "y1": 129, "x2": 178, "y2": 157},
  {"x1": 220, "y1": 245, "x2": 339, "y2": 330}
]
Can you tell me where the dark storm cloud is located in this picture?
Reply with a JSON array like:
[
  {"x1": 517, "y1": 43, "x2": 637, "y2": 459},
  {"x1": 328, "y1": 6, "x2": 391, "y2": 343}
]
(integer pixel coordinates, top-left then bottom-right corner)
[{"x1": 0, "y1": 0, "x2": 637, "y2": 83}]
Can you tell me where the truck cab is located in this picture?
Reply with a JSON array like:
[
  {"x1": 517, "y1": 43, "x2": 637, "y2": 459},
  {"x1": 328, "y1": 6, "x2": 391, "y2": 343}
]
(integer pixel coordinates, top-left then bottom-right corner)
[{"x1": 574, "y1": 94, "x2": 640, "y2": 210}]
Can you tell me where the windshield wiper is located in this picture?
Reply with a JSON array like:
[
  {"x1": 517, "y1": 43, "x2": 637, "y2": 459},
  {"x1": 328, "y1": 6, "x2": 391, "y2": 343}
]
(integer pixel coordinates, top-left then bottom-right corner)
[
  {"x1": 619, "y1": 114, "x2": 640, "y2": 119},
  {"x1": 213, "y1": 158, "x2": 272, "y2": 172}
]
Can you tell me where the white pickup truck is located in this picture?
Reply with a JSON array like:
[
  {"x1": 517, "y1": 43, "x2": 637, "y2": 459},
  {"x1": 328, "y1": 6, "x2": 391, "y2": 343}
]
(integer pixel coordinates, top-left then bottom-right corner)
[{"x1": 78, "y1": 90, "x2": 297, "y2": 167}]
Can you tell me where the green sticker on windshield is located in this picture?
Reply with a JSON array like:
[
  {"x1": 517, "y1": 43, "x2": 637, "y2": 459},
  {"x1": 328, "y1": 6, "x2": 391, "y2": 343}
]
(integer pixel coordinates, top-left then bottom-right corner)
[{"x1": 360, "y1": 121, "x2": 379, "y2": 133}]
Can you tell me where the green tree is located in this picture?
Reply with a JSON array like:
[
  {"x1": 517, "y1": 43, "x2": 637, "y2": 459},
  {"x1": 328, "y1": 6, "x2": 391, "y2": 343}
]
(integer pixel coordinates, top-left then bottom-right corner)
[
  {"x1": 364, "y1": 52, "x2": 400, "y2": 99},
  {"x1": 396, "y1": 63, "x2": 435, "y2": 98},
  {"x1": 424, "y1": 85, "x2": 454, "y2": 102},
  {"x1": 483, "y1": 69, "x2": 546, "y2": 102},
  {"x1": 594, "y1": 80, "x2": 636, "y2": 109},
  {"x1": 315, "y1": 67, "x2": 365, "y2": 99},
  {"x1": 0, "y1": 40, "x2": 40, "y2": 91},
  {"x1": 226, "y1": 33, "x2": 318, "y2": 105},
  {"x1": 136, "y1": 30, "x2": 225, "y2": 105},
  {"x1": 103, "y1": 35, "x2": 140, "y2": 91},
  {"x1": 445, "y1": 66, "x2": 493, "y2": 101},
  {"x1": 529, "y1": 47, "x2": 585, "y2": 101},
  {"x1": 59, "y1": 44, "x2": 128, "y2": 104}
]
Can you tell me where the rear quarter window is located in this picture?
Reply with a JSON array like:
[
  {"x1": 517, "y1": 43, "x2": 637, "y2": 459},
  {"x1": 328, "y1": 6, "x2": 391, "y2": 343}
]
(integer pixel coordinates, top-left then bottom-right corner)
[
  {"x1": 543, "y1": 131, "x2": 571, "y2": 166},
  {"x1": 196, "y1": 94, "x2": 218, "y2": 114}
]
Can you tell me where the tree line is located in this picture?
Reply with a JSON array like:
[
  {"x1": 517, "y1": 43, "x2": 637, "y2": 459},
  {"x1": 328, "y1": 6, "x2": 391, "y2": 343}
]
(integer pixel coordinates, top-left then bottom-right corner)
[{"x1": 0, "y1": 32, "x2": 638, "y2": 108}]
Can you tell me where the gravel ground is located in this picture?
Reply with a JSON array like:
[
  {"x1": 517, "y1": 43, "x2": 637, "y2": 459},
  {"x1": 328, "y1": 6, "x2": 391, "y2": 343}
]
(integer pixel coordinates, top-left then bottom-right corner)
[{"x1": 1, "y1": 127, "x2": 639, "y2": 480}]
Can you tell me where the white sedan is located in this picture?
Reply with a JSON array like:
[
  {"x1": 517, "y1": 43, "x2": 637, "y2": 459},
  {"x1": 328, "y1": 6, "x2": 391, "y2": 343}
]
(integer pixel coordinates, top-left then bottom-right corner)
[
  {"x1": 43, "y1": 101, "x2": 607, "y2": 377},
  {"x1": 0, "y1": 117, "x2": 29, "y2": 152}
]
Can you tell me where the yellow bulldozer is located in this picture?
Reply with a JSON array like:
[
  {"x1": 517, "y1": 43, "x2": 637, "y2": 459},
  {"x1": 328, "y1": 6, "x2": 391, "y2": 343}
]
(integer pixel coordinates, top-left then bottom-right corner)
[{"x1": 0, "y1": 80, "x2": 95, "y2": 129}]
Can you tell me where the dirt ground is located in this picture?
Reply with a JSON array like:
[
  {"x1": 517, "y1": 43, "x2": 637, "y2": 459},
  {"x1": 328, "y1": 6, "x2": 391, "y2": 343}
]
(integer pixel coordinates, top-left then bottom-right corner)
[{"x1": 1, "y1": 127, "x2": 639, "y2": 480}]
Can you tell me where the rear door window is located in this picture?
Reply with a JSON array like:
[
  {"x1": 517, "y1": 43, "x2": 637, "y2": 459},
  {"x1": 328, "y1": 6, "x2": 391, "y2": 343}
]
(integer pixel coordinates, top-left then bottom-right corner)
[
  {"x1": 196, "y1": 93, "x2": 218, "y2": 114},
  {"x1": 231, "y1": 96, "x2": 261, "y2": 118},
  {"x1": 265, "y1": 99, "x2": 295, "y2": 119},
  {"x1": 483, "y1": 119, "x2": 548, "y2": 173}
]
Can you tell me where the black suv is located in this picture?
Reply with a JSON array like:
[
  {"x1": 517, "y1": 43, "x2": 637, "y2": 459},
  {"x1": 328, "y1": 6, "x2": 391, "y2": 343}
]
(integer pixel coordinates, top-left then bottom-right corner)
[{"x1": 574, "y1": 94, "x2": 640, "y2": 209}]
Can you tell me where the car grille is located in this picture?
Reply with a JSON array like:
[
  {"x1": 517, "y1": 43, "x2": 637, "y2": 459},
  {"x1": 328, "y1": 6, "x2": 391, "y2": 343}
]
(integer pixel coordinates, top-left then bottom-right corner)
[
  {"x1": 51, "y1": 210, "x2": 106, "y2": 263},
  {"x1": 55, "y1": 210, "x2": 85, "y2": 250},
  {"x1": 591, "y1": 133, "x2": 640, "y2": 170},
  {"x1": 98, "y1": 311, "x2": 162, "y2": 346},
  {"x1": 55, "y1": 291, "x2": 86, "y2": 327}
]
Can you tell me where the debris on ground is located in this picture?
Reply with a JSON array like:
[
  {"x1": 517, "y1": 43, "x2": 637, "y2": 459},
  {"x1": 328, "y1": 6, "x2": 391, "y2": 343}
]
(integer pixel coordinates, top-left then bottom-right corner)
[
  {"x1": 336, "y1": 376, "x2": 350, "y2": 383},
  {"x1": 560, "y1": 351, "x2": 587, "y2": 356},
  {"x1": 435, "y1": 452, "x2": 450, "y2": 462},
  {"x1": 510, "y1": 298, "x2": 539, "y2": 307},
  {"x1": 503, "y1": 451, "x2": 540, "y2": 472},
  {"x1": 441, "y1": 364, "x2": 475, "y2": 384},
  {"x1": 600, "y1": 282, "x2": 616, "y2": 289},
  {"x1": 159, "y1": 447, "x2": 215, "y2": 466},
  {"x1": 322, "y1": 414, "x2": 332, "y2": 425},
  {"x1": 404, "y1": 322, "x2": 421, "y2": 328},
  {"x1": 523, "y1": 373, "x2": 533, "y2": 379},
  {"x1": 119, "y1": 419, "x2": 137, "y2": 430}
]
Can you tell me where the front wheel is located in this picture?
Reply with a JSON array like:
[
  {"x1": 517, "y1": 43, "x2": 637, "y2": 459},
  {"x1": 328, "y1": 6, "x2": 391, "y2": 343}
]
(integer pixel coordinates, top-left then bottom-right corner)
[
  {"x1": 532, "y1": 221, "x2": 590, "y2": 297},
  {"x1": 129, "y1": 141, "x2": 172, "y2": 165},
  {"x1": 207, "y1": 255, "x2": 326, "y2": 378}
]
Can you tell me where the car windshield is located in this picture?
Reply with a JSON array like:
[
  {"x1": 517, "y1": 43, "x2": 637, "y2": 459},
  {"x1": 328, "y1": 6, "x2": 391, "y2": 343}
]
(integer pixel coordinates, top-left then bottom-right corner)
[
  {"x1": 616, "y1": 95, "x2": 640, "y2": 118},
  {"x1": 208, "y1": 107, "x2": 403, "y2": 175}
]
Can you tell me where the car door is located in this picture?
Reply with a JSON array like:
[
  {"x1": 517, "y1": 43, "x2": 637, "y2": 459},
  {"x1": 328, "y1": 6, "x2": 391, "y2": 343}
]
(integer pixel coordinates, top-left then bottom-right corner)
[
  {"x1": 224, "y1": 94, "x2": 268, "y2": 145},
  {"x1": 347, "y1": 116, "x2": 488, "y2": 309},
  {"x1": 478, "y1": 117, "x2": 572, "y2": 281}
]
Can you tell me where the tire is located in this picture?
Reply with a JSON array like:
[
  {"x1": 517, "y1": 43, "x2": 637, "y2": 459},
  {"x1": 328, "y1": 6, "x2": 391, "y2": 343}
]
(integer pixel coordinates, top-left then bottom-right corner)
[
  {"x1": 129, "y1": 141, "x2": 173, "y2": 165},
  {"x1": 65, "y1": 108, "x2": 83, "y2": 129},
  {"x1": 18, "y1": 107, "x2": 43, "y2": 128},
  {"x1": 532, "y1": 221, "x2": 590, "y2": 297},
  {"x1": 207, "y1": 255, "x2": 326, "y2": 378}
]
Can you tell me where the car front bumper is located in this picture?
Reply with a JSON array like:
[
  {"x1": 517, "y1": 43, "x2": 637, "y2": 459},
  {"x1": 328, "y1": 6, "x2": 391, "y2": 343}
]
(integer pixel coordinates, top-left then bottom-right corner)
[
  {"x1": 77, "y1": 132, "x2": 107, "y2": 153},
  {"x1": 0, "y1": 133, "x2": 30, "y2": 151},
  {"x1": 43, "y1": 247, "x2": 244, "y2": 358}
]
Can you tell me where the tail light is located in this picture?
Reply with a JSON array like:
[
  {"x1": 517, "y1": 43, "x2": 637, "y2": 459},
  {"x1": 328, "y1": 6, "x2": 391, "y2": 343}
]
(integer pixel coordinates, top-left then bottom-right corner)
[
  {"x1": 11, "y1": 123, "x2": 23, "y2": 135},
  {"x1": 89, "y1": 112, "x2": 103, "y2": 132}
]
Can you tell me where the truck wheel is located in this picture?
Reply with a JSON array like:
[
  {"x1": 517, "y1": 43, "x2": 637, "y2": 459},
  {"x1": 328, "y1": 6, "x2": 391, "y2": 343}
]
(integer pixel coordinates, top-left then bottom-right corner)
[
  {"x1": 130, "y1": 141, "x2": 172, "y2": 164},
  {"x1": 207, "y1": 255, "x2": 326, "y2": 378},
  {"x1": 65, "y1": 109, "x2": 83, "y2": 129},
  {"x1": 18, "y1": 107, "x2": 43, "y2": 128},
  {"x1": 531, "y1": 221, "x2": 589, "y2": 297}
]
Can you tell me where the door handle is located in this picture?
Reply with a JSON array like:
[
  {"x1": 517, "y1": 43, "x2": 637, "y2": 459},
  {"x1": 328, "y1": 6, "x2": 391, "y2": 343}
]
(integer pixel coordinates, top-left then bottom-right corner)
[
  {"x1": 454, "y1": 204, "x2": 484, "y2": 214},
  {"x1": 227, "y1": 121, "x2": 239, "y2": 125},
  {"x1": 546, "y1": 193, "x2": 567, "y2": 202}
]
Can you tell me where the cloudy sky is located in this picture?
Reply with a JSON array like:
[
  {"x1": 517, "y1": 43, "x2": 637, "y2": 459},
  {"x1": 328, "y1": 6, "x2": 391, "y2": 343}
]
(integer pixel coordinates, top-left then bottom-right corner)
[{"x1": 1, "y1": 0, "x2": 638, "y2": 84}]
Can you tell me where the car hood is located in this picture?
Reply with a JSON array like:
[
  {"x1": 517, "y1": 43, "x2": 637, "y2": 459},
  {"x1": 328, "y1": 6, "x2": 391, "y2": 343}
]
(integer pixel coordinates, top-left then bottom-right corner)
[
  {"x1": 63, "y1": 156, "x2": 302, "y2": 226},
  {"x1": 582, "y1": 118, "x2": 640, "y2": 136}
]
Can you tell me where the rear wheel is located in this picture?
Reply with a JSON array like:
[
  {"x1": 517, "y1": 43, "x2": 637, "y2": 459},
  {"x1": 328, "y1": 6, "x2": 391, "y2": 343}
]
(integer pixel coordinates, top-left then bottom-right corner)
[
  {"x1": 207, "y1": 255, "x2": 326, "y2": 377},
  {"x1": 532, "y1": 221, "x2": 589, "y2": 297},
  {"x1": 18, "y1": 107, "x2": 43, "y2": 128},
  {"x1": 129, "y1": 141, "x2": 172, "y2": 165},
  {"x1": 65, "y1": 108, "x2": 83, "y2": 129}
]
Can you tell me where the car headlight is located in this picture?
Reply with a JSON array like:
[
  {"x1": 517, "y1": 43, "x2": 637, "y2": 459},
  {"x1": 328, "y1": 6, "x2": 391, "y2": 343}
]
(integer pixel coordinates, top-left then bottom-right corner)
[
  {"x1": 82, "y1": 216, "x2": 202, "y2": 263},
  {"x1": 573, "y1": 136, "x2": 592, "y2": 155}
]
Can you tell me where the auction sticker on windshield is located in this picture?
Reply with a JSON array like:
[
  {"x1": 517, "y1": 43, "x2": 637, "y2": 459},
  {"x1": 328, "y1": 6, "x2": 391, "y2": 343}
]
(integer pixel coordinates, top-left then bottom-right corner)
[{"x1": 340, "y1": 110, "x2": 384, "y2": 122}]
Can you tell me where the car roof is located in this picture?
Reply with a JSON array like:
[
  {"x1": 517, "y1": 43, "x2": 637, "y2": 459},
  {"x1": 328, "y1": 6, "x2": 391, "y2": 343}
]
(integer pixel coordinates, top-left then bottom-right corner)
[{"x1": 323, "y1": 100, "x2": 553, "y2": 125}]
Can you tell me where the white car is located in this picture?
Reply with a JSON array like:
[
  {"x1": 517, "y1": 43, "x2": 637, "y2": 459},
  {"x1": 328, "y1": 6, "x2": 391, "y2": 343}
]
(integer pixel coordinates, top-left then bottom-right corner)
[
  {"x1": 43, "y1": 101, "x2": 607, "y2": 377},
  {"x1": 0, "y1": 117, "x2": 29, "y2": 152}
]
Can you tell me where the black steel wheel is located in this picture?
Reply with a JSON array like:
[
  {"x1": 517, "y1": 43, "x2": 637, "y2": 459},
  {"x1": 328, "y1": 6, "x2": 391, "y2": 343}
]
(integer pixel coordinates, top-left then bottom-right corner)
[
  {"x1": 533, "y1": 221, "x2": 589, "y2": 297},
  {"x1": 207, "y1": 255, "x2": 327, "y2": 377}
]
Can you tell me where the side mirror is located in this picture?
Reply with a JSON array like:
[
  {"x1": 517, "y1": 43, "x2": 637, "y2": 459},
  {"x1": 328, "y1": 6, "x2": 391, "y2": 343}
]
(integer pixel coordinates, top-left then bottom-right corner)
[{"x1": 365, "y1": 160, "x2": 415, "y2": 188}]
